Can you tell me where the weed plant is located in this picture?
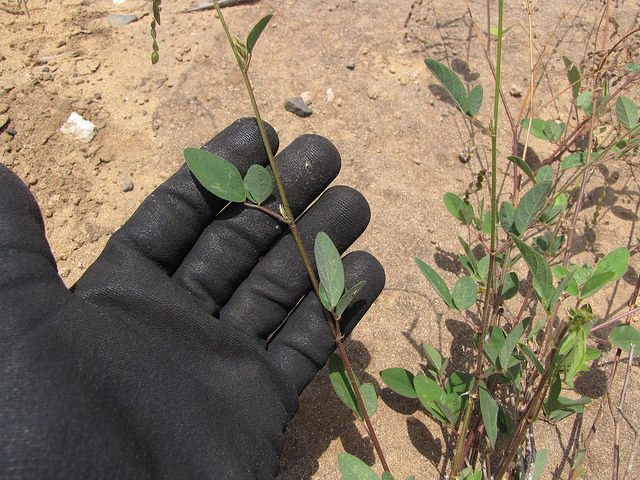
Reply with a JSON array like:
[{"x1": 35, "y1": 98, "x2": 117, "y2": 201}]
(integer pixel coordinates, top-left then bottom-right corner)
[{"x1": 149, "y1": 0, "x2": 640, "y2": 479}]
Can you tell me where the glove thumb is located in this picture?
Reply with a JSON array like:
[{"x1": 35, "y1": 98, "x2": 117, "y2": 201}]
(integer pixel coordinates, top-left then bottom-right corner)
[{"x1": 0, "y1": 164, "x2": 68, "y2": 343}]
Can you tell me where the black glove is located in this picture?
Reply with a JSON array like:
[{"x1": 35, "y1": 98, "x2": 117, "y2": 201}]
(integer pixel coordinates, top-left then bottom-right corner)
[{"x1": 0, "y1": 118, "x2": 385, "y2": 479}]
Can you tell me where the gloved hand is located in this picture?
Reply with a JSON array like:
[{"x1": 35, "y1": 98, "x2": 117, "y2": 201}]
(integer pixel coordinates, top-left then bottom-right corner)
[{"x1": 0, "y1": 118, "x2": 385, "y2": 479}]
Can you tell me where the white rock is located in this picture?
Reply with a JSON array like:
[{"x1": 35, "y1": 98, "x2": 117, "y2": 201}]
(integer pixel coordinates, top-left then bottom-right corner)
[
  {"x1": 300, "y1": 91, "x2": 312, "y2": 105},
  {"x1": 326, "y1": 88, "x2": 334, "y2": 102},
  {"x1": 60, "y1": 112, "x2": 96, "y2": 143},
  {"x1": 112, "y1": 0, "x2": 127, "y2": 4}
]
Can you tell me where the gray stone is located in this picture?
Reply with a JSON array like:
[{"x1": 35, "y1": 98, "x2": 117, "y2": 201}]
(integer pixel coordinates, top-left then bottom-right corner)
[
  {"x1": 121, "y1": 180, "x2": 134, "y2": 192},
  {"x1": 284, "y1": 97, "x2": 313, "y2": 117},
  {"x1": 346, "y1": 62, "x2": 355, "y2": 70},
  {"x1": 106, "y1": 14, "x2": 139, "y2": 27}
]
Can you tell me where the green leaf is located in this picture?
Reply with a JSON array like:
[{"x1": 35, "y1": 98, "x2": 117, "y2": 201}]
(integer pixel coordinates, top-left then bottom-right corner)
[
  {"x1": 507, "y1": 155, "x2": 536, "y2": 183},
  {"x1": 519, "y1": 343, "x2": 544, "y2": 374},
  {"x1": 500, "y1": 321, "x2": 526, "y2": 370},
  {"x1": 539, "y1": 194, "x2": 567, "y2": 223},
  {"x1": 452, "y1": 276, "x2": 477, "y2": 311},
  {"x1": 580, "y1": 271, "x2": 616, "y2": 298},
  {"x1": 547, "y1": 267, "x2": 577, "y2": 311},
  {"x1": 246, "y1": 14, "x2": 273, "y2": 54},
  {"x1": 543, "y1": 120, "x2": 565, "y2": 142},
  {"x1": 536, "y1": 165, "x2": 553, "y2": 184},
  {"x1": 243, "y1": 164, "x2": 273, "y2": 205},
  {"x1": 477, "y1": 256, "x2": 489, "y2": 283},
  {"x1": 425, "y1": 59, "x2": 467, "y2": 113},
  {"x1": 435, "y1": 399, "x2": 459, "y2": 425},
  {"x1": 335, "y1": 280, "x2": 367, "y2": 319},
  {"x1": 513, "y1": 181, "x2": 552, "y2": 235},
  {"x1": 625, "y1": 63, "x2": 640, "y2": 73},
  {"x1": 561, "y1": 151, "x2": 599, "y2": 170},
  {"x1": 315, "y1": 232, "x2": 345, "y2": 308},
  {"x1": 565, "y1": 327, "x2": 586, "y2": 380},
  {"x1": 423, "y1": 343, "x2": 443, "y2": 372},
  {"x1": 532, "y1": 449, "x2": 549, "y2": 479},
  {"x1": 592, "y1": 246, "x2": 630, "y2": 281},
  {"x1": 359, "y1": 382, "x2": 378, "y2": 418},
  {"x1": 338, "y1": 453, "x2": 379, "y2": 480},
  {"x1": 521, "y1": 118, "x2": 549, "y2": 140},
  {"x1": 466, "y1": 84, "x2": 483, "y2": 117},
  {"x1": 414, "y1": 258, "x2": 452, "y2": 307},
  {"x1": 329, "y1": 354, "x2": 359, "y2": 412},
  {"x1": 382, "y1": 473, "x2": 394, "y2": 480},
  {"x1": 443, "y1": 192, "x2": 474, "y2": 225},
  {"x1": 183, "y1": 148, "x2": 246, "y2": 202},
  {"x1": 479, "y1": 382, "x2": 499, "y2": 447},
  {"x1": 458, "y1": 236, "x2": 478, "y2": 273},
  {"x1": 616, "y1": 95, "x2": 639, "y2": 129},
  {"x1": 414, "y1": 374, "x2": 449, "y2": 424},
  {"x1": 511, "y1": 235, "x2": 554, "y2": 301},
  {"x1": 576, "y1": 91, "x2": 594, "y2": 115},
  {"x1": 563, "y1": 57, "x2": 581, "y2": 100},
  {"x1": 501, "y1": 272, "x2": 519, "y2": 300},
  {"x1": 553, "y1": 265, "x2": 579, "y2": 297},
  {"x1": 499, "y1": 201, "x2": 515, "y2": 235},
  {"x1": 318, "y1": 283, "x2": 332, "y2": 311},
  {"x1": 380, "y1": 368, "x2": 417, "y2": 398},
  {"x1": 609, "y1": 324, "x2": 640, "y2": 353}
]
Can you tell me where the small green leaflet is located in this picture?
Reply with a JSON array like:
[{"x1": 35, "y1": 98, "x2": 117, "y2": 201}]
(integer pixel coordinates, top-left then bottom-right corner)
[
  {"x1": 466, "y1": 85, "x2": 483, "y2": 117},
  {"x1": 315, "y1": 232, "x2": 345, "y2": 308},
  {"x1": 334, "y1": 280, "x2": 367, "y2": 319},
  {"x1": 184, "y1": 148, "x2": 246, "y2": 202},
  {"x1": 338, "y1": 453, "x2": 379, "y2": 480},
  {"x1": 511, "y1": 235, "x2": 553, "y2": 303},
  {"x1": 425, "y1": 59, "x2": 467, "y2": 114},
  {"x1": 380, "y1": 368, "x2": 417, "y2": 398},
  {"x1": 532, "y1": 449, "x2": 549, "y2": 479},
  {"x1": 513, "y1": 180, "x2": 552, "y2": 235},
  {"x1": 563, "y1": 56, "x2": 581, "y2": 100},
  {"x1": 609, "y1": 324, "x2": 640, "y2": 353},
  {"x1": 479, "y1": 381, "x2": 499, "y2": 447},
  {"x1": 443, "y1": 192, "x2": 474, "y2": 225},
  {"x1": 507, "y1": 155, "x2": 536, "y2": 183},
  {"x1": 616, "y1": 95, "x2": 639, "y2": 129},
  {"x1": 452, "y1": 276, "x2": 477, "y2": 311},
  {"x1": 246, "y1": 14, "x2": 273, "y2": 55},
  {"x1": 243, "y1": 164, "x2": 273, "y2": 205},
  {"x1": 414, "y1": 257, "x2": 452, "y2": 307}
]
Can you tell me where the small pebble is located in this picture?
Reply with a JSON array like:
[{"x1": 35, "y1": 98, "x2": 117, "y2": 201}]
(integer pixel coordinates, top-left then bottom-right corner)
[
  {"x1": 300, "y1": 91, "x2": 312, "y2": 105},
  {"x1": 284, "y1": 97, "x2": 312, "y2": 117},
  {"x1": 326, "y1": 88, "x2": 334, "y2": 102},
  {"x1": 121, "y1": 180, "x2": 134, "y2": 192},
  {"x1": 6, "y1": 128, "x2": 17, "y2": 137},
  {"x1": 106, "y1": 14, "x2": 138, "y2": 27},
  {"x1": 510, "y1": 85, "x2": 523, "y2": 98},
  {"x1": 346, "y1": 62, "x2": 355, "y2": 70}
]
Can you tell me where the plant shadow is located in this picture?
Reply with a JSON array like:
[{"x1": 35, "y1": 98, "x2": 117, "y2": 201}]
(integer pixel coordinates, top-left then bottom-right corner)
[{"x1": 277, "y1": 340, "x2": 378, "y2": 479}]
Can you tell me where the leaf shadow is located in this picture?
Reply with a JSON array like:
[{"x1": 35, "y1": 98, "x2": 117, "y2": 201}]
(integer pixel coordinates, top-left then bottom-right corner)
[
  {"x1": 277, "y1": 340, "x2": 376, "y2": 479},
  {"x1": 444, "y1": 318, "x2": 476, "y2": 374},
  {"x1": 428, "y1": 84, "x2": 459, "y2": 109},
  {"x1": 434, "y1": 246, "x2": 463, "y2": 275}
]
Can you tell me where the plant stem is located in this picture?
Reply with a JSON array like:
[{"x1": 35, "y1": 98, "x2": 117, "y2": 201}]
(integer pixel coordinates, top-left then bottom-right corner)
[
  {"x1": 211, "y1": 1, "x2": 389, "y2": 472},
  {"x1": 450, "y1": 2, "x2": 504, "y2": 477},
  {"x1": 336, "y1": 339, "x2": 390, "y2": 472}
]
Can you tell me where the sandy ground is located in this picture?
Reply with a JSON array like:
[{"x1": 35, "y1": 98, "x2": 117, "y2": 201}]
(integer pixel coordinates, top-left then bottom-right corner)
[{"x1": 1, "y1": 0, "x2": 639, "y2": 478}]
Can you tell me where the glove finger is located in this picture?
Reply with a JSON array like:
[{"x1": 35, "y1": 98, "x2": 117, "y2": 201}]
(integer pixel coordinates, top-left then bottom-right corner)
[
  {"x1": 268, "y1": 251, "x2": 385, "y2": 395},
  {"x1": 219, "y1": 185, "x2": 370, "y2": 339},
  {"x1": 0, "y1": 165, "x2": 69, "y2": 342},
  {"x1": 92, "y1": 118, "x2": 279, "y2": 275},
  {"x1": 172, "y1": 134, "x2": 341, "y2": 314}
]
